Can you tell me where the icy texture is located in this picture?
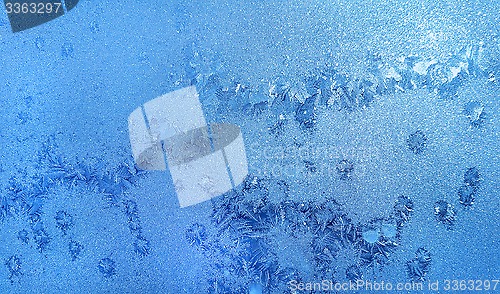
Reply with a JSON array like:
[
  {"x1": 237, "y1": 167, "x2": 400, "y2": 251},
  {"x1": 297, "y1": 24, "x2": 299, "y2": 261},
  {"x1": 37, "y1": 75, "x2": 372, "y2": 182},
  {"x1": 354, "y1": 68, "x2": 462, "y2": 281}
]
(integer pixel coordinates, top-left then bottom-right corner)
[
  {"x1": 0, "y1": 0, "x2": 499, "y2": 292},
  {"x1": 434, "y1": 200, "x2": 457, "y2": 230},
  {"x1": 406, "y1": 247, "x2": 431, "y2": 282},
  {"x1": 458, "y1": 167, "x2": 481, "y2": 207},
  {"x1": 5, "y1": 255, "x2": 22, "y2": 283},
  {"x1": 98, "y1": 258, "x2": 116, "y2": 278},
  {"x1": 204, "y1": 176, "x2": 410, "y2": 291},
  {"x1": 407, "y1": 130, "x2": 428, "y2": 154}
]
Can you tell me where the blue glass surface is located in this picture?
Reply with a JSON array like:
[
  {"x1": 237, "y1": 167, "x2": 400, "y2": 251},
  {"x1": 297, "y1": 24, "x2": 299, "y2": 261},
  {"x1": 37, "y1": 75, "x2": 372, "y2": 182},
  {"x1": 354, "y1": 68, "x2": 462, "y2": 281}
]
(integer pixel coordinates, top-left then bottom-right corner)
[{"x1": 0, "y1": 1, "x2": 499, "y2": 293}]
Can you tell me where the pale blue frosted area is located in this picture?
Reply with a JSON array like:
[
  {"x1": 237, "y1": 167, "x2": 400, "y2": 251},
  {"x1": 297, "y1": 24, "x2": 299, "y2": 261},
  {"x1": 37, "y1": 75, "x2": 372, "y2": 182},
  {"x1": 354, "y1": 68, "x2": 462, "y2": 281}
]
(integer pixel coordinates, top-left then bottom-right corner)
[{"x1": 0, "y1": 0, "x2": 499, "y2": 293}]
